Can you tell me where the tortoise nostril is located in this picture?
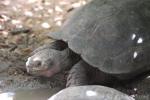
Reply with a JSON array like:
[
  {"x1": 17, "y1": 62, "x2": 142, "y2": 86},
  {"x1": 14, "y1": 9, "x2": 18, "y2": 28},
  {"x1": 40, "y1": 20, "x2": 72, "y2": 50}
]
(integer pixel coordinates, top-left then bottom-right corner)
[{"x1": 35, "y1": 61, "x2": 42, "y2": 67}]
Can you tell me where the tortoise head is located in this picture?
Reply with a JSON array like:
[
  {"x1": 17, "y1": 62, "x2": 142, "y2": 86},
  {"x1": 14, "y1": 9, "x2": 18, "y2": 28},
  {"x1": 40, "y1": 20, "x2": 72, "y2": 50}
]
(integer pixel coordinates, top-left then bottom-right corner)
[{"x1": 26, "y1": 49, "x2": 61, "y2": 77}]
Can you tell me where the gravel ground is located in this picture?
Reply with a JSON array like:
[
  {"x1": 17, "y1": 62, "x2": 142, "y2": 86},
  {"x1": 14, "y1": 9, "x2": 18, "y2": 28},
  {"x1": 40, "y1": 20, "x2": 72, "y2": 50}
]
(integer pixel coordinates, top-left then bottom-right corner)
[{"x1": 0, "y1": 0, "x2": 89, "y2": 92}]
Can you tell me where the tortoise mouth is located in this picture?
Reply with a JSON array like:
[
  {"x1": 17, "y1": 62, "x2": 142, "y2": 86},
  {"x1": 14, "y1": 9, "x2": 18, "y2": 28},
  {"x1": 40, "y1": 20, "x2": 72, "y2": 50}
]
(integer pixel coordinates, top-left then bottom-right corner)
[
  {"x1": 26, "y1": 65, "x2": 61, "y2": 77},
  {"x1": 26, "y1": 65, "x2": 49, "y2": 75},
  {"x1": 38, "y1": 65, "x2": 61, "y2": 77}
]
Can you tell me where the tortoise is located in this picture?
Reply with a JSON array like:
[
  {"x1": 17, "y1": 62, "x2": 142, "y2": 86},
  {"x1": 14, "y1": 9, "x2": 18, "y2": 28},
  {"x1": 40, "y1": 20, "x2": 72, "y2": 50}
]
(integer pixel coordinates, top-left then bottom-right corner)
[
  {"x1": 48, "y1": 85, "x2": 134, "y2": 100},
  {"x1": 26, "y1": 0, "x2": 150, "y2": 87}
]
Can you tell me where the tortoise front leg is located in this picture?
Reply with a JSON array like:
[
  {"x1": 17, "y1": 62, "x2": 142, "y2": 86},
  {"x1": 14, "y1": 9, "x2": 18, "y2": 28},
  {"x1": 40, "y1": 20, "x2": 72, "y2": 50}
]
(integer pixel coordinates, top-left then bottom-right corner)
[
  {"x1": 66, "y1": 60, "x2": 118, "y2": 87},
  {"x1": 66, "y1": 60, "x2": 88, "y2": 87}
]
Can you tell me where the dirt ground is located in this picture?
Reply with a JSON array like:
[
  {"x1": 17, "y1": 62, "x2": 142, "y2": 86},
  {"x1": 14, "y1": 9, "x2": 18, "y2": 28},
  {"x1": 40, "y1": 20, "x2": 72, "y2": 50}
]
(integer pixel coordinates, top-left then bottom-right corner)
[
  {"x1": 0, "y1": 0, "x2": 150, "y2": 100},
  {"x1": 0, "y1": 0, "x2": 89, "y2": 92}
]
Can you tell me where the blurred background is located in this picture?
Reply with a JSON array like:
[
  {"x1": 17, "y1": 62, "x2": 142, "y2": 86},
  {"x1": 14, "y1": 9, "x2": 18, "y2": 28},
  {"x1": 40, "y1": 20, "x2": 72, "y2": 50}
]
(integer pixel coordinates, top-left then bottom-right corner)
[{"x1": 0, "y1": 0, "x2": 89, "y2": 55}]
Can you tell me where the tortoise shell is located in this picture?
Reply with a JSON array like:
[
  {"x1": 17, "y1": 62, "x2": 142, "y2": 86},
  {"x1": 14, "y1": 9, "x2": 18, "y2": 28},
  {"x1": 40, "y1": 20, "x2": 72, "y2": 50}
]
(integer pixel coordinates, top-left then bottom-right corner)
[{"x1": 48, "y1": 0, "x2": 150, "y2": 76}]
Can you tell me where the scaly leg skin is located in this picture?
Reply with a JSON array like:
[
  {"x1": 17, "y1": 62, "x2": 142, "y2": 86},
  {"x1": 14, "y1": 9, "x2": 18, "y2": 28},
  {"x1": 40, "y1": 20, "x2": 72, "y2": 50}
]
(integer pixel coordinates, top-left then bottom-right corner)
[
  {"x1": 66, "y1": 60, "x2": 88, "y2": 87},
  {"x1": 66, "y1": 60, "x2": 117, "y2": 87},
  {"x1": 86, "y1": 64, "x2": 118, "y2": 86}
]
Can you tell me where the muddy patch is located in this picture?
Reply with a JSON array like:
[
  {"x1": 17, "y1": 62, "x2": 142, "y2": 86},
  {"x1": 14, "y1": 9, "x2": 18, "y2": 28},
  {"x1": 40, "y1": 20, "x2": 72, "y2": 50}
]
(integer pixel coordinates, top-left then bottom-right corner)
[{"x1": 0, "y1": 87, "x2": 62, "y2": 100}]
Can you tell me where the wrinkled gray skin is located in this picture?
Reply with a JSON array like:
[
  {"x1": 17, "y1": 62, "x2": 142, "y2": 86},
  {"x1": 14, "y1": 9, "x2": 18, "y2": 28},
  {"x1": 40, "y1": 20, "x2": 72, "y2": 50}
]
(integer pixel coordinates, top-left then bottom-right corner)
[
  {"x1": 26, "y1": 40, "x2": 80, "y2": 77},
  {"x1": 48, "y1": 85, "x2": 134, "y2": 100},
  {"x1": 26, "y1": 0, "x2": 150, "y2": 99}
]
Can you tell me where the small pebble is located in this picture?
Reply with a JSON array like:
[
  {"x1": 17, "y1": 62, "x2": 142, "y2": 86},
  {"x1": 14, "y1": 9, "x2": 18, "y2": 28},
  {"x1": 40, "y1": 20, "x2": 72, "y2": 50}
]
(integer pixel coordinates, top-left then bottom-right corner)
[
  {"x1": 44, "y1": 2, "x2": 51, "y2": 6},
  {"x1": 27, "y1": 0, "x2": 37, "y2": 4},
  {"x1": 56, "y1": 21, "x2": 62, "y2": 26},
  {"x1": 38, "y1": 5, "x2": 44, "y2": 10},
  {"x1": 34, "y1": 7, "x2": 40, "y2": 11},
  {"x1": 0, "y1": 25, "x2": 3, "y2": 30},
  {"x1": 24, "y1": 11, "x2": 33, "y2": 17},
  {"x1": 48, "y1": 9, "x2": 53, "y2": 14},
  {"x1": 16, "y1": 24, "x2": 23, "y2": 28},
  {"x1": 1, "y1": 15, "x2": 10, "y2": 21},
  {"x1": 54, "y1": 16, "x2": 63, "y2": 21},
  {"x1": 2, "y1": 0, "x2": 10, "y2": 5},
  {"x1": 72, "y1": 3, "x2": 81, "y2": 8},
  {"x1": 12, "y1": 6, "x2": 18, "y2": 12},
  {"x1": 41, "y1": 22, "x2": 51, "y2": 29},
  {"x1": 81, "y1": 1, "x2": 87, "y2": 5},
  {"x1": 55, "y1": 6, "x2": 63, "y2": 12},
  {"x1": 2, "y1": 31, "x2": 9, "y2": 38},
  {"x1": 11, "y1": 19, "x2": 21, "y2": 25},
  {"x1": 59, "y1": 1, "x2": 69, "y2": 5}
]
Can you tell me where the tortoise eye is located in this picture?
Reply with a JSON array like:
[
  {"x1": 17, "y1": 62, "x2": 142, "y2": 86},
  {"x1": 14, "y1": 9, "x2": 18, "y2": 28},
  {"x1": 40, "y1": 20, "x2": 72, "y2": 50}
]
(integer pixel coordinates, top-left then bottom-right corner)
[
  {"x1": 44, "y1": 59, "x2": 54, "y2": 67},
  {"x1": 34, "y1": 60, "x2": 42, "y2": 67},
  {"x1": 37, "y1": 61, "x2": 42, "y2": 66}
]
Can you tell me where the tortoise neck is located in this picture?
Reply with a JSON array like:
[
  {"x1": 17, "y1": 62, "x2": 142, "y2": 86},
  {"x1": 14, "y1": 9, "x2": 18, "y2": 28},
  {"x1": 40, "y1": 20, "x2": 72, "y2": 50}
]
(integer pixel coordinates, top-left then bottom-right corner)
[{"x1": 60, "y1": 48, "x2": 81, "y2": 71}]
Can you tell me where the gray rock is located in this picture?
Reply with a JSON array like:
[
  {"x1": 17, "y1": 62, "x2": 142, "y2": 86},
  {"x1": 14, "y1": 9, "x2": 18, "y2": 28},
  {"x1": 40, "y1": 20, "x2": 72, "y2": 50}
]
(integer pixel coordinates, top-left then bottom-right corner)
[{"x1": 48, "y1": 85, "x2": 134, "y2": 100}]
